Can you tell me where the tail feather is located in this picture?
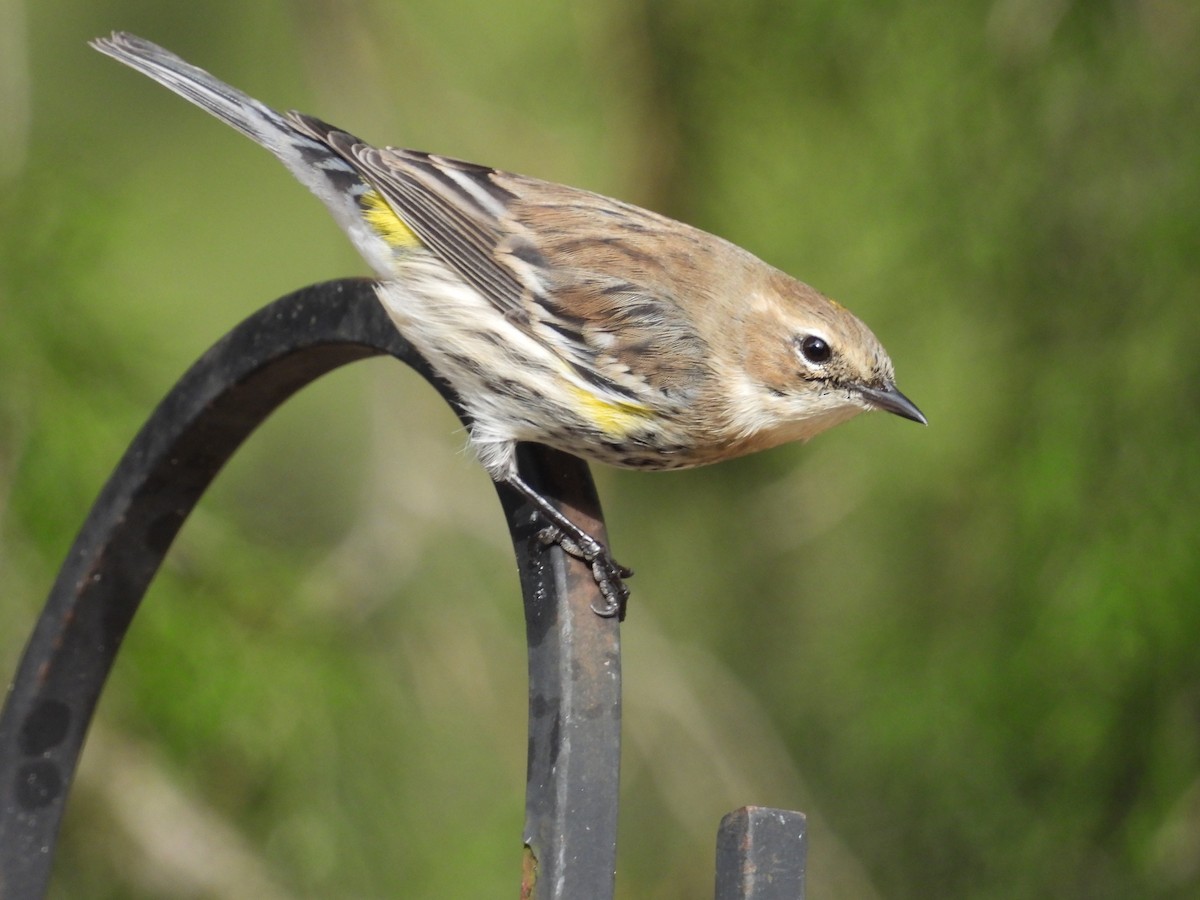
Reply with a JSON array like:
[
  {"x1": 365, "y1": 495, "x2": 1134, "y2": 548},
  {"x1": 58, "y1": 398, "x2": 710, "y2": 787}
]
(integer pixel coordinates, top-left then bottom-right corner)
[
  {"x1": 91, "y1": 32, "x2": 396, "y2": 274},
  {"x1": 91, "y1": 33, "x2": 290, "y2": 146}
]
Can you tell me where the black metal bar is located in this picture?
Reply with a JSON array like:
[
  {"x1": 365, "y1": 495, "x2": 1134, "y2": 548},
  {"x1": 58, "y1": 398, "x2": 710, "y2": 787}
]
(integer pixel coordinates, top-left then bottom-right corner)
[
  {"x1": 714, "y1": 807, "x2": 808, "y2": 899},
  {"x1": 0, "y1": 278, "x2": 621, "y2": 899},
  {"x1": 501, "y1": 452, "x2": 621, "y2": 899}
]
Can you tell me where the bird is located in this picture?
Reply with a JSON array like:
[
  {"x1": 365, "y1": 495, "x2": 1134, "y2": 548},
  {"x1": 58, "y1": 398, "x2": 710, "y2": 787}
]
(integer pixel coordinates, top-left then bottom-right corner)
[{"x1": 91, "y1": 32, "x2": 926, "y2": 617}]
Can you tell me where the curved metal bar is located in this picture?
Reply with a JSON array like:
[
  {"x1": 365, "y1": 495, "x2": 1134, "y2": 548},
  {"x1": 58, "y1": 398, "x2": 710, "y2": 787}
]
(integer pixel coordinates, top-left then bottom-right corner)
[{"x1": 0, "y1": 279, "x2": 620, "y2": 899}]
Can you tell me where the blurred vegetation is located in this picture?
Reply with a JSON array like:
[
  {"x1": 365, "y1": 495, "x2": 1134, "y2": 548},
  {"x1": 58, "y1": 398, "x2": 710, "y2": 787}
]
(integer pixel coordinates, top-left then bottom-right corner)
[{"x1": 2, "y1": 0, "x2": 1198, "y2": 897}]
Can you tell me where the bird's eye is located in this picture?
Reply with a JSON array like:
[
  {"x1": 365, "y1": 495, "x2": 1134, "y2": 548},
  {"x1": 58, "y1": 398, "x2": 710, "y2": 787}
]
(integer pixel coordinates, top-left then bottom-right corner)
[{"x1": 797, "y1": 334, "x2": 832, "y2": 365}]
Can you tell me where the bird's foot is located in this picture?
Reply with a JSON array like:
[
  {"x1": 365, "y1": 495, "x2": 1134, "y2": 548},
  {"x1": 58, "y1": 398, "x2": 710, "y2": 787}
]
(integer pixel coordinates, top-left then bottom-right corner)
[{"x1": 537, "y1": 525, "x2": 632, "y2": 619}]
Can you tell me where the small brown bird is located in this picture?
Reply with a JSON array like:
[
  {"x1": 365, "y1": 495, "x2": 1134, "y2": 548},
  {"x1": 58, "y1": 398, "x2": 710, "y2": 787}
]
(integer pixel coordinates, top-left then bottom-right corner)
[{"x1": 92, "y1": 32, "x2": 925, "y2": 616}]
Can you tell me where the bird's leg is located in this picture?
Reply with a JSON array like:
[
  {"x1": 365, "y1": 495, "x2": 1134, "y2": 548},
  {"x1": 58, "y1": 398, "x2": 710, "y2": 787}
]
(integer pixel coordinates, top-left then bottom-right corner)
[{"x1": 503, "y1": 473, "x2": 632, "y2": 619}]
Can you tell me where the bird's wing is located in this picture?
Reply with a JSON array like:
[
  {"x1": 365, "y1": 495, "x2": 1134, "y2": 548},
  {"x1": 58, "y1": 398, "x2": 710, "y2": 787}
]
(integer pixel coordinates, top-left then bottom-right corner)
[
  {"x1": 291, "y1": 113, "x2": 710, "y2": 404},
  {"x1": 289, "y1": 113, "x2": 530, "y2": 319}
]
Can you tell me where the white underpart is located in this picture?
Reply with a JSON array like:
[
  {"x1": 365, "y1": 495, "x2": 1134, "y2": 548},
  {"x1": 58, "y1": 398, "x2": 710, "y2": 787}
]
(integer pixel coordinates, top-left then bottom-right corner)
[{"x1": 375, "y1": 255, "x2": 568, "y2": 480}]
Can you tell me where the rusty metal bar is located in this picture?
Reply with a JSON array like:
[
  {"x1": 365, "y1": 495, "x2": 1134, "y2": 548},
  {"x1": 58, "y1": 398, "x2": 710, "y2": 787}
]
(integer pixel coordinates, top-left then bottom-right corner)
[{"x1": 0, "y1": 279, "x2": 621, "y2": 899}]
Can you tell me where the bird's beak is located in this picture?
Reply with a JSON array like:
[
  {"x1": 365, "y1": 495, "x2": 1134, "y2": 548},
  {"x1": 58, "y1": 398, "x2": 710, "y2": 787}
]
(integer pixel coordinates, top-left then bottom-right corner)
[{"x1": 858, "y1": 383, "x2": 927, "y2": 425}]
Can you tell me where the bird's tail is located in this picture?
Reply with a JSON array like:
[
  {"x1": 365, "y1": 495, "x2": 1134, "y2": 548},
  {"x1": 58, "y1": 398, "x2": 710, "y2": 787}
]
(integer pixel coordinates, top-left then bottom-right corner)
[
  {"x1": 90, "y1": 33, "x2": 297, "y2": 146},
  {"x1": 91, "y1": 32, "x2": 393, "y2": 274}
]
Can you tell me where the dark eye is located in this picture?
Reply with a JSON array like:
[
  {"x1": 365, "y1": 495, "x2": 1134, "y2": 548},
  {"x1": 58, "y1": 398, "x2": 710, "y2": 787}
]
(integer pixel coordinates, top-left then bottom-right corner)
[{"x1": 797, "y1": 334, "x2": 832, "y2": 365}]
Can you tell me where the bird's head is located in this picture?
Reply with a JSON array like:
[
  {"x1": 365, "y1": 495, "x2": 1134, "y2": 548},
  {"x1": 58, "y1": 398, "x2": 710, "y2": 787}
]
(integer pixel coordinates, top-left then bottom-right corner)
[{"x1": 727, "y1": 271, "x2": 926, "y2": 449}]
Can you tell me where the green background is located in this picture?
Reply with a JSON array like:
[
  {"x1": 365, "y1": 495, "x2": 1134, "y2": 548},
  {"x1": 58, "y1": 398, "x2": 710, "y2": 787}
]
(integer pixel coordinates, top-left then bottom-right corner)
[{"x1": 2, "y1": 1, "x2": 1198, "y2": 897}]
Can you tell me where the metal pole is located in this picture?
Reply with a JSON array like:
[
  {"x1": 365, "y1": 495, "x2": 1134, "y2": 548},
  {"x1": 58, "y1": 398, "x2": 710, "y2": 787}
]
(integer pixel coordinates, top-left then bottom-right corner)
[
  {"x1": 714, "y1": 807, "x2": 808, "y2": 899},
  {"x1": 0, "y1": 279, "x2": 621, "y2": 898}
]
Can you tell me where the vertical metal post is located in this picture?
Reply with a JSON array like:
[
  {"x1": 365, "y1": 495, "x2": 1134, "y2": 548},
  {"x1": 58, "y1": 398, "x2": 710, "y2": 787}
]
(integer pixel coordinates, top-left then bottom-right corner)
[{"x1": 714, "y1": 807, "x2": 808, "y2": 900}]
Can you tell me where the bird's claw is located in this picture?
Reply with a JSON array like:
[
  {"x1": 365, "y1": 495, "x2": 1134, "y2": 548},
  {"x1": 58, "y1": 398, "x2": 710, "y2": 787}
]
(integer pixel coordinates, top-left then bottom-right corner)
[{"x1": 537, "y1": 526, "x2": 632, "y2": 619}]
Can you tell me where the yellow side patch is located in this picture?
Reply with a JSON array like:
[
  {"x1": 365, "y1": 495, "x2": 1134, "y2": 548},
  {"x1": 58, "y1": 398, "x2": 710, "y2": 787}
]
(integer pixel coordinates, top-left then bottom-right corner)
[
  {"x1": 569, "y1": 385, "x2": 652, "y2": 438},
  {"x1": 361, "y1": 190, "x2": 420, "y2": 248}
]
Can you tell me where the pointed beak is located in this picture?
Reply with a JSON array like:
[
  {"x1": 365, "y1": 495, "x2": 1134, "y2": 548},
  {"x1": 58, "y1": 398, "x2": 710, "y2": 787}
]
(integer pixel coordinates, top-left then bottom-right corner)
[{"x1": 858, "y1": 383, "x2": 927, "y2": 425}]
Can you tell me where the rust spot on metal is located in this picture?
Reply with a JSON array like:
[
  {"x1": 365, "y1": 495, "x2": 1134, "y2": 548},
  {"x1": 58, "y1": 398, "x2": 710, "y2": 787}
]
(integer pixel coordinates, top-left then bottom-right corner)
[{"x1": 520, "y1": 844, "x2": 538, "y2": 899}]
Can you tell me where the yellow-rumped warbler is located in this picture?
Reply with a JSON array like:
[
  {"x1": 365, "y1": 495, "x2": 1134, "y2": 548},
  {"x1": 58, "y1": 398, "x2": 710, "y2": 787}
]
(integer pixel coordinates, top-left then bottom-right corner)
[{"x1": 92, "y1": 33, "x2": 925, "y2": 616}]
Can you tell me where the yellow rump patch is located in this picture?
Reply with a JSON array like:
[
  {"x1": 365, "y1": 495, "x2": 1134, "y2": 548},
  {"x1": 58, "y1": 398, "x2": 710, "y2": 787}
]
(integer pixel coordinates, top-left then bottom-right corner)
[{"x1": 361, "y1": 190, "x2": 420, "y2": 248}]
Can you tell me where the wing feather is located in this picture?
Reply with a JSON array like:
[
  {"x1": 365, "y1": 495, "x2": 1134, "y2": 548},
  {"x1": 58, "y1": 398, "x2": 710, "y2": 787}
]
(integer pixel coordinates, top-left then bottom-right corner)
[{"x1": 289, "y1": 112, "x2": 713, "y2": 407}]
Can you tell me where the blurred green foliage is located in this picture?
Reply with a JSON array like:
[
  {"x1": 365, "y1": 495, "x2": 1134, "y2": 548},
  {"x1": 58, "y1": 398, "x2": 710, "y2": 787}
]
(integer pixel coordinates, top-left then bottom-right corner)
[{"x1": 2, "y1": 0, "x2": 1199, "y2": 897}]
